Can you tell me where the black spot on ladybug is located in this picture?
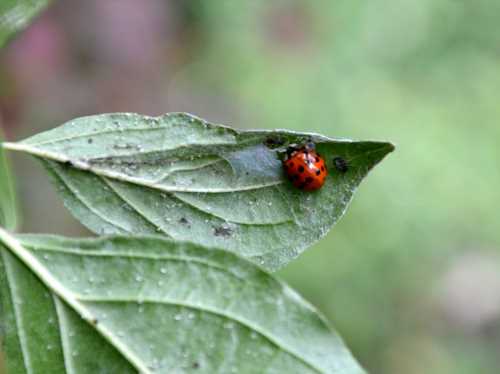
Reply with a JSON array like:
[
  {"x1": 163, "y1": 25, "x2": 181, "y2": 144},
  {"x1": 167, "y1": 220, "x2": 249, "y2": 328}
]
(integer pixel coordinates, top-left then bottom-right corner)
[
  {"x1": 298, "y1": 165, "x2": 305, "y2": 173},
  {"x1": 289, "y1": 162, "x2": 295, "y2": 168},
  {"x1": 315, "y1": 156, "x2": 320, "y2": 162},
  {"x1": 214, "y1": 225, "x2": 233, "y2": 238},
  {"x1": 321, "y1": 166, "x2": 325, "y2": 171},
  {"x1": 292, "y1": 174, "x2": 299, "y2": 181},
  {"x1": 305, "y1": 177, "x2": 313, "y2": 184},
  {"x1": 298, "y1": 182, "x2": 307, "y2": 189},
  {"x1": 316, "y1": 169, "x2": 321, "y2": 176},
  {"x1": 333, "y1": 157, "x2": 349, "y2": 173}
]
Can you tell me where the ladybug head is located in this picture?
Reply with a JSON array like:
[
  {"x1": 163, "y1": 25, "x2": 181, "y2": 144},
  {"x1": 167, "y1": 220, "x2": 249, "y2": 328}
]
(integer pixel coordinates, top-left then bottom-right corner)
[
  {"x1": 304, "y1": 141, "x2": 315, "y2": 152},
  {"x1": 284, "y1": 140, "x2": 315, "y2": 159}
]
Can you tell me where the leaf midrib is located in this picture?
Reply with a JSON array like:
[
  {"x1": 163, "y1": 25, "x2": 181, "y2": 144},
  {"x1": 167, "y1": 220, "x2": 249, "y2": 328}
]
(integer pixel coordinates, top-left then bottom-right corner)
[
  {"x1": 22, "y1": 121, "x2": 235, "y2": 147},
  {"x1": 47, "y1": 156, "x2": 292, "y2": 227},
  {"x1": 3, "y1": 142, "x2": 284, "y2": 193}
]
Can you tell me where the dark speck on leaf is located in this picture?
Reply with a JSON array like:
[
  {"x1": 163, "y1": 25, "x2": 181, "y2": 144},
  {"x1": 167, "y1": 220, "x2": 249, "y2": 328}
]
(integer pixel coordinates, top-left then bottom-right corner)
[
  {"x1": 333, "y1": 157, "x2": 349, "y2": 173},
  {"x1": 192, "y1": 362, "x2": 200, "y2": 369},
  {"x1": 113, "y1": 143, "x2": 134, "y2": 150},
  {"x1": 179, "y1": 217, "x2": 190, "y2": 226},
  {"x1": 264, "y1": 136, "x2": 285, "y2": 148},
  {"x1": 87, "y1": 138, "x2": 93, "y2": 144},
  {"x1": 214, "y1": 225, "x2": 233, "y2": 238}
]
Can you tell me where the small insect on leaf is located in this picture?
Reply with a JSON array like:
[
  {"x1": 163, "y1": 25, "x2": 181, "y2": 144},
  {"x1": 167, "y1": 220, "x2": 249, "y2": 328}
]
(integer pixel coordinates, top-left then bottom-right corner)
[{"x1": 333, "y1": 156, "x2": 349, "y2": 173}]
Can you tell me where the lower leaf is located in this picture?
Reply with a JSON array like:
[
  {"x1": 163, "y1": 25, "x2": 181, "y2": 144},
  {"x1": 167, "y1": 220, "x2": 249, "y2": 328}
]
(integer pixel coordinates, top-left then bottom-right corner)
[{"x1": 0, "y1": 230, "x2": 364, "y2": 373}]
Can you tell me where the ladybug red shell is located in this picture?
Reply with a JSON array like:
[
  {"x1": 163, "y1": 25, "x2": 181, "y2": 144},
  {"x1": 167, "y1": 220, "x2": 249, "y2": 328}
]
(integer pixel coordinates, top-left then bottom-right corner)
[{"x1": 283, "y1": 145, "x2": 328, "y2": 191}]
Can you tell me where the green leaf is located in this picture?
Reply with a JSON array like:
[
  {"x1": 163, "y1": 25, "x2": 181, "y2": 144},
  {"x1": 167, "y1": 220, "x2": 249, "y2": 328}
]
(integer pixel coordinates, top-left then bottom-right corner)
[
  {"x1": 0, "y1": 0, "x2": 52, "y2": 49},
  {"x1": 3, "y1": 113, "x2": 393, "y2": 271},
  {"x1": 0, "y1": 229, "x2": 365, "y2": 373},
  {"x1": 0, "y1": 133, "x2": 18, "y2": 231}
]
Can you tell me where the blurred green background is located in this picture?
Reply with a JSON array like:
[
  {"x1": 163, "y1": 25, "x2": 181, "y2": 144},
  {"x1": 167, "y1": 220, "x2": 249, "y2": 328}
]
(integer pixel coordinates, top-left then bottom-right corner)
[{"x1": 1, "y1": 1, "x2": 500, "y2": 373}]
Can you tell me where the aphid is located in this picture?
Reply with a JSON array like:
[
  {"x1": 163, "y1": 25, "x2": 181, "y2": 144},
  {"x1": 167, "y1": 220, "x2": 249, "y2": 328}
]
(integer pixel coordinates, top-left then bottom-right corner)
[
  {"x1": 283, "y1": 143, "x2": 327, "y2": 191},
  {"x1": 333, "y1": 156, "x2": 348, "y2": 173},
  {"x1": 264, "y1": 136, "x2": 285, "y2": 149}
]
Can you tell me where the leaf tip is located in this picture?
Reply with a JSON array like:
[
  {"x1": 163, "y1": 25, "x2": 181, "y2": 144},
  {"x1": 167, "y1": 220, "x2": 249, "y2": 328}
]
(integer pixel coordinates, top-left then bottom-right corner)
[
  {"x1": 371, "y1": 141, "x2": 396, "y2": 155},
  {"x1": 385, "y1": 141, "x2": 396, "y2": 154}
]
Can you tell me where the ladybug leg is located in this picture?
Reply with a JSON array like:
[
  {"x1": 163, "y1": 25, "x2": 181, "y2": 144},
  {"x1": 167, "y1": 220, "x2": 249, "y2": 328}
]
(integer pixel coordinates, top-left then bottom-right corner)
[{"x1": 285, "y1": 144, "x2": 298, "y2": 158}]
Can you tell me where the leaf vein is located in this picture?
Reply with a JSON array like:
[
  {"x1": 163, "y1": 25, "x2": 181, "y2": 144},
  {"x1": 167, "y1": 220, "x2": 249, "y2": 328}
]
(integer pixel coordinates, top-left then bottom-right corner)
[
  {"x1": 152, "y1": 158, "x2": 225, "y2": 184},
  {"x1": 79, "y1": 298, "x2": 324, "y2": 374},
  {"x1": 53, "y1": 296, "x2": 76, "y2": 374},
  {"x1": 26, "y1": 245, "x2": 247, "y2": 282},
  {"x1": 171, "y1": 192, "x2": 292, "y2": 226},
  {"x1": 1, "y1": 251, "x2": 33, "y2": 374},
  {"x1": 46, "y1": 162, "x2": 132, "y2": 233},
  {"x1": 99, "y1": 177, "x2": 171, "y2": 237}
]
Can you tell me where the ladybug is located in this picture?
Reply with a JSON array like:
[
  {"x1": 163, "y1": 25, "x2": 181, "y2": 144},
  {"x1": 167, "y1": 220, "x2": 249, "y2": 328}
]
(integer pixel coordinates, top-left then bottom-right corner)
[{"x1": 283, "y1": 143, "x2": 328, "y2": 191}]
